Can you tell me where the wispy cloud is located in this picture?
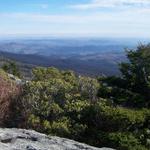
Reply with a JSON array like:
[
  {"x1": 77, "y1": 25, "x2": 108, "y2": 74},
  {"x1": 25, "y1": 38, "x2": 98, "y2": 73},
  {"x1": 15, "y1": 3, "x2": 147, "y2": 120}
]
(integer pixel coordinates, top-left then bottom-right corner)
[
  {"x1": 0, "y1": 9, "x2": 149, "y2": 24},
  {"x1": 0, "y1": 1, "x2": 150, "y2": 37},
  {"x1": 70, "y1": 0, "x2": 150, "y2": 10}
]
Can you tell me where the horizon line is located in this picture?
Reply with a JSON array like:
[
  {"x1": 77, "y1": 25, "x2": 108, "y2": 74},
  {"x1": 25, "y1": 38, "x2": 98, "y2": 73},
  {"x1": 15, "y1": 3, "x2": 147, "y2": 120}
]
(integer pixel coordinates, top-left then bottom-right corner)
[{"x1": 0, "y1": 34, "x2": 150, "y2": 40}]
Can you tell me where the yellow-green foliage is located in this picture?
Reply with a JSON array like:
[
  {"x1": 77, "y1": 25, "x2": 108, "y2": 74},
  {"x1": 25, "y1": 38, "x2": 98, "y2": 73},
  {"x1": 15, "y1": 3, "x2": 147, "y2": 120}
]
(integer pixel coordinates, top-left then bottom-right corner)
[
  {"x1": 107, "y1": 132, "x2": 148, "y2": 150},
  {"x1": 22, "y1": 67, "x2": 99, "y2": 138},
  {"x1": 21, "y1": 67, "x2": 150, "y2": 150},
  {"x1": 99, "y1": 105, "x2": 148, "y2": 131},
  {"x1": 0, "y1": 68, "x2": 19, "y2": 84},
  {"x1": 0, "y1": 69, "x2": 9, "y2": 80}
]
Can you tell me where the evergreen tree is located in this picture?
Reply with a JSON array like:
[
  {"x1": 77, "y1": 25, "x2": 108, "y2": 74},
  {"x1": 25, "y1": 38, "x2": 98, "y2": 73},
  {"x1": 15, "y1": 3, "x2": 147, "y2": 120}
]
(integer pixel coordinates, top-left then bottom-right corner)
[
  {"x1": 99, "y1": 44, "x2": 150, "y2": 107},
  {"x1": 2, "y1": 61, "x2": 21, "y2": 78}
]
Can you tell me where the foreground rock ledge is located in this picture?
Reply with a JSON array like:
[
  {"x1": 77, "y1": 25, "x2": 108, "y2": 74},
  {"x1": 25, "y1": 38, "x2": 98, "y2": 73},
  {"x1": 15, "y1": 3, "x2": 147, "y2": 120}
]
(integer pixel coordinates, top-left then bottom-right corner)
[{"x1": 0, "y1": 128, "x2": 114, "y2": 150}]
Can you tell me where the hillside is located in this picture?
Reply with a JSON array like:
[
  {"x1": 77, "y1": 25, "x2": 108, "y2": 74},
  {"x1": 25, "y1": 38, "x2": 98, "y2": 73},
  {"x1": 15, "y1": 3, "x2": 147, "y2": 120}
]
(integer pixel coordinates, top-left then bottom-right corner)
[
  {"x1": 0, "y1": 38, "x2": 136, "y2": 76},
  {"x1": 0, "y1": 44, "x2": 150, "y2": 150},
  {"x1": 0, "y1": 51, "x2": 123, "y2": 76},
  {"x1": 0, "y1": 53, "x2": 36, "y2": 79}
]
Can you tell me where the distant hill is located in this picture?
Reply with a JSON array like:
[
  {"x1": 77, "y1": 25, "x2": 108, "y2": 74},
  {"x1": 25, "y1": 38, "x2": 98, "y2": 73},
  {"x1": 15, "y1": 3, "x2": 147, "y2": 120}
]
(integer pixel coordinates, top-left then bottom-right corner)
[
  {"x1": 0, "y1": 38, "x2": 136, "y2": 56},
  {"x1": 0, "y1": 51, "x2": 125, "y2": 76},
  {"x1": 0, "y1": 38, "x2": 137, "y2": 76},
  {"x1": 0, "y1": 53, "x2": 35, "y2": 79}
]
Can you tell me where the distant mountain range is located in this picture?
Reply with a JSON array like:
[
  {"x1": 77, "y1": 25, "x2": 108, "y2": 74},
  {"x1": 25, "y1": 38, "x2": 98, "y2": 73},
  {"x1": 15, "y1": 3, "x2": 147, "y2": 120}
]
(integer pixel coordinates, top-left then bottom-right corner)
[
  {"x1": 0, "y1": 38, "x2": 148, "y2": 76},
  {"x1": 0, "y1": 38, "x2": 138, "y2": 55}
]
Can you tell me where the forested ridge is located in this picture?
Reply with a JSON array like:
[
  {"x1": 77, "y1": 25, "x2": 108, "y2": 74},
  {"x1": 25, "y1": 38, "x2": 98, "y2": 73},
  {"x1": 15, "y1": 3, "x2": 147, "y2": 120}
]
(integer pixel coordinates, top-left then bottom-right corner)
[{"x1": 0, "y1": 44, "x2": 150, "y2": 150}]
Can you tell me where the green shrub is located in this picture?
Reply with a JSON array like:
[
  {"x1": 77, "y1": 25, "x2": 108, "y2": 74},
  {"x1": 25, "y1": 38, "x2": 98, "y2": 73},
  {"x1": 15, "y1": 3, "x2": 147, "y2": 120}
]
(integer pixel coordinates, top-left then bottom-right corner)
[
  {"x1": 107, "y1": 132, "x2": 147, "y2": 150},
  {"x1": 19, "y1": 67, "x2": 150, "y2": 150},
  {"x1": 21, "y1": 67, "x2": 99, "y2": 139},
  {"x1": 80, "y1": 102, "x2": 150, "y2": 149}
]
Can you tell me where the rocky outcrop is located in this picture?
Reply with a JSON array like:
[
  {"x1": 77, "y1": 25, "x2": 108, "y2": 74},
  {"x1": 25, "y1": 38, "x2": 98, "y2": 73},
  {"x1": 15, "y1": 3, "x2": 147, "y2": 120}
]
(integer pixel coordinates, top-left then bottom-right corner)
[
  {"x1": 8, "y1": 74, "x2": 23, "y2": 85},
  {"x1": 0, "y1": 128, "x2": 115, "y2": 150}
]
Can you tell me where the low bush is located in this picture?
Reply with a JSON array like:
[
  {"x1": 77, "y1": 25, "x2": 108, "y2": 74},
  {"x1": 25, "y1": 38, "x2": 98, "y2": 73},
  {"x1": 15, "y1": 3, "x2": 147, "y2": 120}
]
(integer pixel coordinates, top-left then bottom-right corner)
[
  {"x1": 0, "y1": 69, "x2": 21, "y2": 127},
  {"x1": 19, "y1": 67, "x2": 150, "y2": 150}
]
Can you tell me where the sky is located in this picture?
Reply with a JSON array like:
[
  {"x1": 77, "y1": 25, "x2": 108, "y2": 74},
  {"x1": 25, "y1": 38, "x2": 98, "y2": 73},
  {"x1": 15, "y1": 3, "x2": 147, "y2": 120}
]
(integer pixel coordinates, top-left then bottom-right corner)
[{"x1": 0, "y1": 0, "x2": 150, "y2": 38}]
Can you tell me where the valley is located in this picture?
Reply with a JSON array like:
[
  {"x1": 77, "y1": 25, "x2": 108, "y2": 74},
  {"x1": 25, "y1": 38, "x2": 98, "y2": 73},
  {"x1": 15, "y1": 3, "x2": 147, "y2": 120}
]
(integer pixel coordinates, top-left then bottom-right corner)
[{"x1": 0, "y1": 38, "x2": 141, "y2": 76}]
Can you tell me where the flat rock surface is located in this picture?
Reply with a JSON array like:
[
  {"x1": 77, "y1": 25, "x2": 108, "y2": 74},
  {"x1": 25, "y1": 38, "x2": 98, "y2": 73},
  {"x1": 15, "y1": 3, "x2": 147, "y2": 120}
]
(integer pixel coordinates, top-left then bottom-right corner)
[{"x1": 0, "y1": 128, "x2": 115, "y2": 150}]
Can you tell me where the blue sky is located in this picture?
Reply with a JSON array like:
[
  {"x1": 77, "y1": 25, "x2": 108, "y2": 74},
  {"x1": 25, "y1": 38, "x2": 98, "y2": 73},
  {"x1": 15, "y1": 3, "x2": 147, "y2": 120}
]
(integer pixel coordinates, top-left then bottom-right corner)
[{"x1": 0, "y1": 0, "x2": 150, "y2": 38}]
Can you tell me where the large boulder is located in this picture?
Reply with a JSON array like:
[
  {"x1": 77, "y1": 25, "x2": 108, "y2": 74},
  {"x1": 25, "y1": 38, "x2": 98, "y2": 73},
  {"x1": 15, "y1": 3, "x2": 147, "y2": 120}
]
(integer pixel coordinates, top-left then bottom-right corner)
[{"x1": 0, "y1": 128, "x2": 115, "y2": 150}]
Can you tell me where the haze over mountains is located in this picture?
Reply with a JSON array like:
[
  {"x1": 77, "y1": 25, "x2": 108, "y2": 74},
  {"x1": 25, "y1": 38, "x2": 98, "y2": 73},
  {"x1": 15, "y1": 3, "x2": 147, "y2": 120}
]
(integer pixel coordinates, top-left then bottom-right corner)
[{"x1": 0, "y1": 38, "x2": 149, "y2": 76}]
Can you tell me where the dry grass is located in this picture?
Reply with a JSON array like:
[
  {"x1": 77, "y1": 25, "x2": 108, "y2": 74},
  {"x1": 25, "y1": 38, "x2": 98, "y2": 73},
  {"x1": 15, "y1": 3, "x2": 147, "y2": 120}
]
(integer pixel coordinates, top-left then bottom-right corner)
[{"x1": 0, "y1": 70, "x2": 21, "y2": 126}]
